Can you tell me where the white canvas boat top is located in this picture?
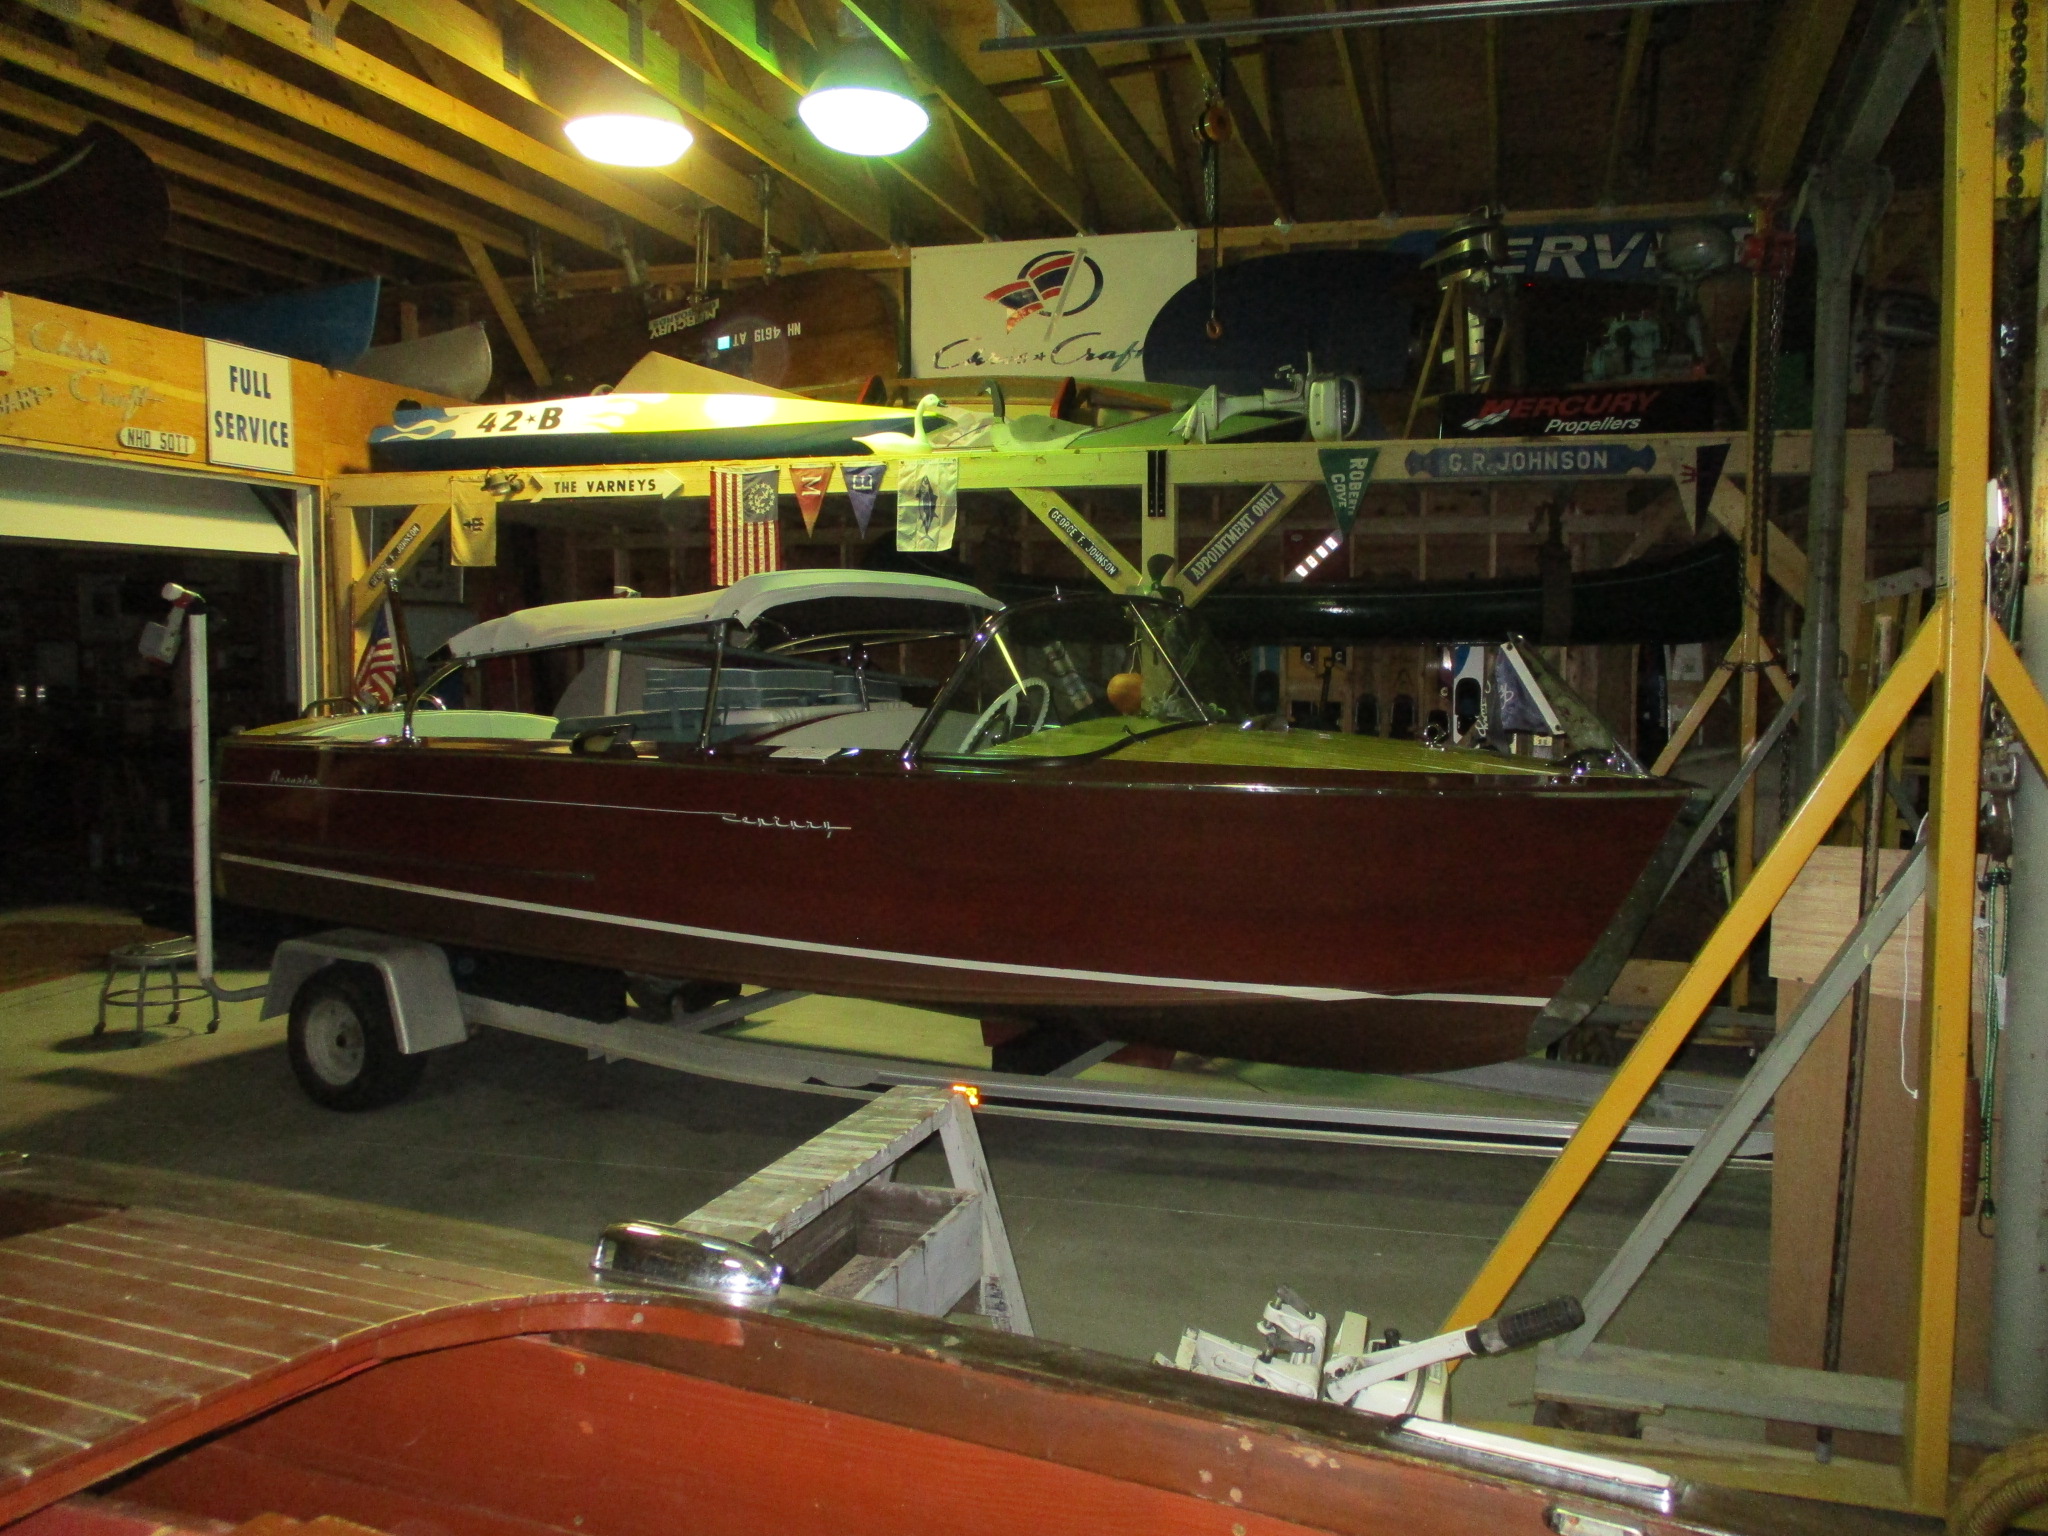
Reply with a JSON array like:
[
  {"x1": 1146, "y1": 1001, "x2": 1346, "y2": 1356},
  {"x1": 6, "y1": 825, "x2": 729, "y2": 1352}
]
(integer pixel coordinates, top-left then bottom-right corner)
[{"x1": 446, "y1": 569, "x2": 1001, "y2": 660}]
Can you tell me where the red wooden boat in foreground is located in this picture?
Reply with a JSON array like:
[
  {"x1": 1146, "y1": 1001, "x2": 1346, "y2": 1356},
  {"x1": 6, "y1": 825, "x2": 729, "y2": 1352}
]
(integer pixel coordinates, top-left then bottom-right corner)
[
  {"x1": 0, "y1": 1176, "x2": 1898, "y2": 1536},
  {"x1": 214, "y1": 571, "x2": 1694, "y2": 1076}
]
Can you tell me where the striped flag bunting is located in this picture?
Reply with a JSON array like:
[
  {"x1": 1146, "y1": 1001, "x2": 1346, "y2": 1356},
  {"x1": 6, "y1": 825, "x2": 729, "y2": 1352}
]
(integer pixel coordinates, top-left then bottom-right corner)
[{"x1": 711, "y1": 464, "x2": 783, "y2": 586}]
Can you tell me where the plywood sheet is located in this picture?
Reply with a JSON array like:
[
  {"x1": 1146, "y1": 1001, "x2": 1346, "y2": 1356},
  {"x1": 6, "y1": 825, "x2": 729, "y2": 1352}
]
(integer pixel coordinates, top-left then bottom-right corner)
[{"x1": 1767, "y1": 846, "x2": 1924, "y2": 1000}]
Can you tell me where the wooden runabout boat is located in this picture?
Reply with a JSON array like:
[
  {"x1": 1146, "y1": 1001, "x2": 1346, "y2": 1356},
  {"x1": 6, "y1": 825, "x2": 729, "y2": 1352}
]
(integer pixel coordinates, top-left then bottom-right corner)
[
  {"x1": 0, "y1": 1174, "x2": 1896, "y2": 1536},
  {"x1": 214, "y1": 571, "x2": 1693, "y2": 1075}
]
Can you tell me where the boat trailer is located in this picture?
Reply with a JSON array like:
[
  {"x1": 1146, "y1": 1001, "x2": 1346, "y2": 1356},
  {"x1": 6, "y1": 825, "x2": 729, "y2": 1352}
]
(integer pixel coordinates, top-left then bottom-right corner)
[{"x1": 257, "y1": 927, "x2": 1771, "y2": 1164}]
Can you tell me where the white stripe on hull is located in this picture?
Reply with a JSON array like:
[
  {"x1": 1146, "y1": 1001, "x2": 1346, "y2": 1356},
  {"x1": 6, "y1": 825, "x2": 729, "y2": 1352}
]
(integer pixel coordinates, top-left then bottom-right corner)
[{"x1": 223, "y1": 853, "x2": 1552, "y2": 1009}]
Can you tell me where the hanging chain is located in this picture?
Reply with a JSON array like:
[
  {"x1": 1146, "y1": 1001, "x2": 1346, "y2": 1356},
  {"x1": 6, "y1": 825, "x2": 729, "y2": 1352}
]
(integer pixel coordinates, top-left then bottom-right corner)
[
  {"x1": 1977, "y1": 860, "x2": 2012, "y2": 1232},
  {"x1": 1994, "y1": 0, "x2": 2034, "y2": 621},
  {"x1": 1195, "y1": 42, "x2": 1232, "y2": 341}
]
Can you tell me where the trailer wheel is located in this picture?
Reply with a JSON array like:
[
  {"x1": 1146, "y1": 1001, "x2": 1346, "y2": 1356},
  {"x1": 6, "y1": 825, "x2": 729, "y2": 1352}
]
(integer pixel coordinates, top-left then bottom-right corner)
[{"x1": 288, "y1": 967, "x2": 425, "y2": 1111}]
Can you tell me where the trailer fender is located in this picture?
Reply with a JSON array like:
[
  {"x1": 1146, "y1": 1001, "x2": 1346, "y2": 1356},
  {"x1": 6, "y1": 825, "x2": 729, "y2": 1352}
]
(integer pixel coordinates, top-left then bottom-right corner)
[{"x1": 262, "y1": 930, "x2": 468, "y2": 1053}]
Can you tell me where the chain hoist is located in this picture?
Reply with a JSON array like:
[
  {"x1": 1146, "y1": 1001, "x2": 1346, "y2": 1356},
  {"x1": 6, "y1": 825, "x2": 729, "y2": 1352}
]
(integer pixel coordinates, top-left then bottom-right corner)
[
  {"x1": 1194, "y1": 44, "x2": 1232, "y2": 341},
  {"x1": 1994, "y1": 0, "x2": 2035, "y2": 623}
]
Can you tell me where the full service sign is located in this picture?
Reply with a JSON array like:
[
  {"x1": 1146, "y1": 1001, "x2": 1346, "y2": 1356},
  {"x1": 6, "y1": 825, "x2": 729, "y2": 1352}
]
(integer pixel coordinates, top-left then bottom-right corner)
[
  {"x1": 911, "y1": 231, "x2": 1196, "y2": 379},
  {"x1": 205, "y1": 339, "x2": 294, "y2": 473}
]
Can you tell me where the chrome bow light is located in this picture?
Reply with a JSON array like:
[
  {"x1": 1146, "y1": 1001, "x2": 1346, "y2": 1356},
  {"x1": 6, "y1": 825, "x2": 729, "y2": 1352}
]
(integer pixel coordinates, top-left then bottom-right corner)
[{"x1": 592, "y1": 1220, "x2": 784, "y2": 1306}]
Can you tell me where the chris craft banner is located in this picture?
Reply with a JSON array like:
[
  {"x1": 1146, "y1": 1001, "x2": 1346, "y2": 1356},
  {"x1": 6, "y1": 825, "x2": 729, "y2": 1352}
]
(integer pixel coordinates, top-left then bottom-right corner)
[
  {"x1": 841, "y1": 461, "x2": 885, "y2": 536},
  {"x1": 910, "y1": 231, "x2": 1197, "y2": 379},
  {"x1": 789, "y1": 462, "x2": 833, "y2": 533},
  {"x1": 710, "y1": 464, "x2": 782, "y2": 584},
  {"x1": 896, "y1": 458, "x2": 958, "y2": 553},
  {"x1": 1318, "y1": 448, "x2": 1379, "y2": 539}
]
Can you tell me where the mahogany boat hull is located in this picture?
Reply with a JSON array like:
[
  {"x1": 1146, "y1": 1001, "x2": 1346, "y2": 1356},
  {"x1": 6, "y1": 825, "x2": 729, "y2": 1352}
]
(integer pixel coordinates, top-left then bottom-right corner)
[
  {"x1": 0, "y1": 1184, "x2": 1884, "y2": 1536},
  {"x1": 215, "y1": 734, "x2": 1692, "y2": 1073}
]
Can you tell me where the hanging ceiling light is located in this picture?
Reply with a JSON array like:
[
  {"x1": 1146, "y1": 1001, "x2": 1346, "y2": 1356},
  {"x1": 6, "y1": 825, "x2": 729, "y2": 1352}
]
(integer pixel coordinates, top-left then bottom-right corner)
[
  {"x1": 564, "y1": 88, "x2": 693, "y2": 168},
  {"x1": 799, "y1": 42, "x2": 929, "y2": 156}
]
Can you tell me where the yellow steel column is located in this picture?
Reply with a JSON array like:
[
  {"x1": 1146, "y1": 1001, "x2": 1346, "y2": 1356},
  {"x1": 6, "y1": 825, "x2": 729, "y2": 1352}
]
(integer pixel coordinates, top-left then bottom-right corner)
[
  {"x1": 1903, "y1": 0, "x2": 1996, "y2": 1505},
  {"x1": 1441, "y1": 611, "x2": 1940, "y2": 1332}
]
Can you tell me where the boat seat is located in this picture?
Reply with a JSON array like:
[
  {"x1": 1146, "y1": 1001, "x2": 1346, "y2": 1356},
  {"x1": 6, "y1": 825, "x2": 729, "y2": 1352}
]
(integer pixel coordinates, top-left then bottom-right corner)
[{"x1": 760, "y1": 699, "x2": 921, "y2": 754}]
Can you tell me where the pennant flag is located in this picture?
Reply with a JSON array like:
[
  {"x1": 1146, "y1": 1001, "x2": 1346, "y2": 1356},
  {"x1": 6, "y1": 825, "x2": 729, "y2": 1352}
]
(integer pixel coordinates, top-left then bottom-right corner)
[
  {"x1": 842, "y1": 460, "x2": 885, "y2": 537},
  {"x1": 710, "y1": 464, "x2": 782, "y2": 585},
  {"x1": 790, "y1": 462, "x2": 833, "y2": 534},
  {"x1": 352, "y1": 603, "x2": 402, "y2": 710},
  {"x1": 1318, "y1": 447, "x2": 1380, "y2": 539},
  {"x1": 1676, "y1": 441, "x2": 1730, "y2": 531},
  {"x1": 896, "y1": 457, "x2": 959, "y2": 553}
]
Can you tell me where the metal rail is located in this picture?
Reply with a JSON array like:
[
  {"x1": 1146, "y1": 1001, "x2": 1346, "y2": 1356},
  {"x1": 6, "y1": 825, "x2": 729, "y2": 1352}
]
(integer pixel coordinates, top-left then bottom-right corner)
[{"x1": 458, "y1": 993, "x2": 1771, "y2": 1164}]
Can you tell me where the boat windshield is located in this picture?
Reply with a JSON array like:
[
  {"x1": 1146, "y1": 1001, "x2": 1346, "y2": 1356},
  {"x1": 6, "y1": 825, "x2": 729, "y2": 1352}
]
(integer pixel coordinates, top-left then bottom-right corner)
[{"x1": 919, "y1": 595, "x2": 1251, "y2": 759}]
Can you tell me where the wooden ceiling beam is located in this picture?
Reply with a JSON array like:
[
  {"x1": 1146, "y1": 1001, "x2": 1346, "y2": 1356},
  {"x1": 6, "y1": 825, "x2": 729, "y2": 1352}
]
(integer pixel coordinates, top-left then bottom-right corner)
[
  {"x1": 168, "y1": 186, "x2": 390, "y2": 273},
  {"x1": 13, "y1": 0, "x2": 621, "y2": 256},
  {"x1": 0, "y1": 17, "x2": 532, "y2": 262},
  {"x1": 1044, "y1": 82, "x2": 1103, "y2": 233},
  {"x1": 176, "y1": 0, "x2": 724, "y2": 250},
  {"x1": 494, "y1": 0, "x2": 901, "y2": 240},
  {"x1": 838, "y1": 0, "x2": 1095, "y2": 232},
  {"x1": 1482, "y1": 17, "x2": 1497, "y2": 203},
  {"x1": 164, "y1": 216, "x2": 339, "y2": 284},
  {"x1": 1000, "y1": 0, "x2": 1189, "y2": 227},
  {"x1": 0, "y1": 76, "x2": 466, "y2": 270},
  {"x1": 1600, "y1": 8, "x2": 1652, "y2": 204},
  {"x1": 1724, "y1": 0, "x2": 1862, "y2": 194},
  {"x1": 609, "y1": 0, "x2": 993, "y2": 240},
  {"x1": 459, "y1": 233, "x2": 552, "y2": 390},
  {"x1": 1157, "y1": 0, "x2": 1292, "y2": 223},
  {"x1": 1325, "y1": 0, "x2": 1394, "y2": 212},
  {"x1": 544, "y1": 197, "x2": 1736, "y2": 289}
]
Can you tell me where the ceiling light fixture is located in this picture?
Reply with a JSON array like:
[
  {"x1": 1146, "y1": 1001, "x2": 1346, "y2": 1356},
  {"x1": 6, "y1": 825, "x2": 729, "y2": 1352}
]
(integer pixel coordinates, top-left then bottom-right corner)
[
  {"x1": 799, "y1": 43, "x2": 930, "y2": 156},
  {"x1": 564, "y1": 91, "x2": 692, "y2": 168}
]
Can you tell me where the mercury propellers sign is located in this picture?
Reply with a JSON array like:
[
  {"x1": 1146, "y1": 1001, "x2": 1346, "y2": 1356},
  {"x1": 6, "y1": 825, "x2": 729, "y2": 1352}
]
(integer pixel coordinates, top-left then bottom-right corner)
[{"x1": 910, "y1": 231, "x2": 1196, "y2": 380}]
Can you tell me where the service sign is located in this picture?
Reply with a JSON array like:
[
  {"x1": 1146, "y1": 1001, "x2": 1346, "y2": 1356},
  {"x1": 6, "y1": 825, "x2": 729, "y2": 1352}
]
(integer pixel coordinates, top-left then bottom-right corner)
[
  {"x1": 205, "y1": 338, "x2": 295, "y2": 473},
  {"x1": 910, "y1": 230, "x2": 1197, "y2": 379}
]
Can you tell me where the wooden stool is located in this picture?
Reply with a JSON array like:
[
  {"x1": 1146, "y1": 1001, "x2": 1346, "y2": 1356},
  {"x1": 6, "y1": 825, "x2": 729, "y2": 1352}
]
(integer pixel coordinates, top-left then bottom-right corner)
[{"x1": 95, "y1": 937, "x2": 220, "y2": 1044}]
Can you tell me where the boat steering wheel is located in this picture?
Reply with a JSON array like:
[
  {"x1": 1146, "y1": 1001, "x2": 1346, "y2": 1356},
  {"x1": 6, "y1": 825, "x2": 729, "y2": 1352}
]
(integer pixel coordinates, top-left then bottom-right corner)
[{"x1": 963, "y1": 677, "x2": 1052, "y2": 752}]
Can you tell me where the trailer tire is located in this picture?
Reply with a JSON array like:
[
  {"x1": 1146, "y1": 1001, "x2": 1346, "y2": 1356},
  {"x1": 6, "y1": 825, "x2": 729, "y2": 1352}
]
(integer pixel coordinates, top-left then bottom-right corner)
[{"x1": 288, "y1": 966, "x2": 425, "y2": 1111}]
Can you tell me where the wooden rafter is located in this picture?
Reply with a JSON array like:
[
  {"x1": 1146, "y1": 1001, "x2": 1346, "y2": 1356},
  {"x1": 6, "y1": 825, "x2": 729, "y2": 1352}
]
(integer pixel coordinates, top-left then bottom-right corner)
[
  {"x1": 168, "y1": 187, "x2": 389, "y2": 273},
  {"x1": 1001, "y1": 0, "x2": 1189, "y2": 227},
  {"x1": 163, "y1": 218, "x2": 338, "y2": 285},
  {"x1": 0, "y1": 26, "x2": 523, "y2": 260},
  {"x1": 1139, "y1": 0, "x2": 1199, "y2": 217},
  {"x1": 459, "y1": 235, "x2": 552, "y2": 390},
  {"x1": 175, "y1": 0, "x2": 736, "y2": 249},
  {"x1": 16, "y1": 0, "x2": 632, "y2": 258},
  {"x1": 643, "y1": 0, "x2": 992, "y2": 240},
  {"x1": 1482, "y1": 17, "x2": 1498, "y2": 203},
  {"x1": 1158, "y1": 0, "x2": 1292, "y2": 223},
  {"x1": 0, "y1": 76, "x2": 463, "y2": 270},
  {"x1": 1722, "y1": 0, "x2": 1862, "y2": 193},
  {"x1": 839, "y1": 0, "x2": 1095, "y2": 232},
  {"x1": 1045, "y1": 80, "x2": 1104, "y2": 233},
  {"x1": 1325, "y1": 0, "x2": 1394, "y2": 212},
  {"x1": 1601, "y1": 8, "x2": 1652, "y2": 204},
  {"x1": 496, "y1": 0, "x2": 896, "y2": 241}
]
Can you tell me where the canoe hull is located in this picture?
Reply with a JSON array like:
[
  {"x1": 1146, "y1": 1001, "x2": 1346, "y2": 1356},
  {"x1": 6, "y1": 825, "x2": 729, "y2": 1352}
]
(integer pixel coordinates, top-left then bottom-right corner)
[{"x1": 216, "y1": 737, "x2": 1688, "y2": 1072}]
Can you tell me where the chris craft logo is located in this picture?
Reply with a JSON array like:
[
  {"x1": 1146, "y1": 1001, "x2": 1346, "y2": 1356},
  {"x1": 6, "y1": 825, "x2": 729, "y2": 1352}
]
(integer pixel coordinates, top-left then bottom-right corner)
[{"x1": 984, "y1": 249, "x2": 1104, "y2": 330}]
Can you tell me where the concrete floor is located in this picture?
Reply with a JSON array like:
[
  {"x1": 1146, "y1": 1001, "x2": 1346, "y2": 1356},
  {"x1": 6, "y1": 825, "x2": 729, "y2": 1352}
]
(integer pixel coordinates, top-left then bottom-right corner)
[{"x1": 0, "y1": 940, "x2": 1774, "y2": 1435}]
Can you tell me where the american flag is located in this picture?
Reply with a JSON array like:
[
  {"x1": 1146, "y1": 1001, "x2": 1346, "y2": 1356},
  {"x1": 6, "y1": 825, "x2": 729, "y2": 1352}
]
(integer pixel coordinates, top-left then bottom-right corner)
[
  {"x1": 352, "y1": 603, "x2": 402, "y2": 709},
  {"x1": 711, "y1": 465, "x2": 782, "y2": 586}
]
